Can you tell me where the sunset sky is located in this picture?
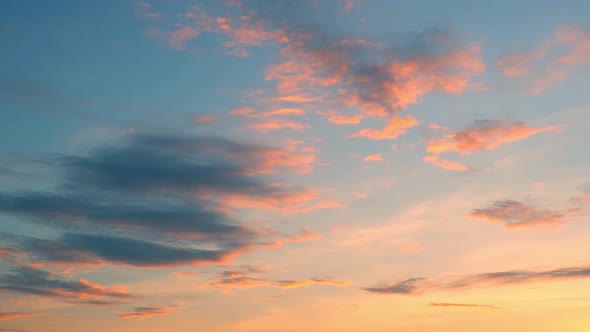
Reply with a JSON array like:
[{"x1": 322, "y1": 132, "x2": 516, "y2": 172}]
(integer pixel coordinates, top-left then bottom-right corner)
[{"x1": 1, "y1": 1, "x2": 590, "y2": 331}]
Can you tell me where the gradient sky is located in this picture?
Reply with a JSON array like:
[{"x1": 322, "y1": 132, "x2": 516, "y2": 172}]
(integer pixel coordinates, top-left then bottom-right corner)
[{"x1": 1, "y1": 1, "x2": 590, "y2": 331}]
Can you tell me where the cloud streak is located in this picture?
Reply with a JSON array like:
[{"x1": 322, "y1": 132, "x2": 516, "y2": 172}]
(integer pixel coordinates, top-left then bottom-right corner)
[
  {"x1": 0, "y1": 312, "x2": 44, "y2": 321},
  {"x1": 467, "y1": 199, "x2": 575, "y2": 229},
  {"x1": 0, "y1": 266, "x2": 132, "y2": 304},
  {"x1": 118, "y1": 305, "x2": 178, "y2": 319},
  {"x1": 426, "y1": 120, "x2": 559, "y2": 154},
  {"x1": 364, "y1": 264, "x2": 590, "y2": 295}
]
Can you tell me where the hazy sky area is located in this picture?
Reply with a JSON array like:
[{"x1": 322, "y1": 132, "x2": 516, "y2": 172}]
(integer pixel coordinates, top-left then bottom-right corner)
[{"x1": 1, "y1": 1, "x2": 589, "y2": 331}]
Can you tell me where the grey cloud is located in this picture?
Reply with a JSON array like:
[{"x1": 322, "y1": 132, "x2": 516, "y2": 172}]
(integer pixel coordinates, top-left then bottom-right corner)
[
  {"x1": 364, "y1": 265, "x2": 590, "y2": 295},
  {"x1": 0, "y1": 266, "x2": 133, "y2": 303}
]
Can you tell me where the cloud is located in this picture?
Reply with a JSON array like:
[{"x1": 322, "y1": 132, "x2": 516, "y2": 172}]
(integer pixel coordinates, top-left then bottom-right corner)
[
  {"x1": 118, "y1": 305, "x2": 178, "y2": 319},
  {"x1": 423, "y1": 155, "x2": 470, "y2": 171},
  {"x1": 568, "y1": 184, "x2": 590, "y2": 205},
  {"x1": 399, "y1": 241, "x2": 421, "y2": 255},
  {"x1": 0, "y1": 77, "x2": 80, "y2": 110},
  {"x1": 144, "y1": 2, "x2": 485, "y2": 122},
  {"x1": 0, "y1": 312, "x2": 44, "y2": 321},
  {"x1": 496, "y1": 47, "x2": 549, "y2": 78},
  {"x1": 426, "y1": 120, "x2": 559, "y2": 154},
  {"x1": 350, "y1": 115, "x2": 419, "y2": 140},
  {"x1": 429, "y1": 303, "x2": 498, "y2": 309},
  {"x1": 172, "y1": 272, "x2": 198, "y2": 278},
  {"x1": 0, "y1": 266, "x2": 132, "y2": 304},
  {"x1": 274, "y1": 278, "x2": 352, "y2": 289},
  {"x1": 167, "y1": 24, "x2": 201, "y2": 50},
  {"x1": 230, "y1": 107, "x2": 305, "y2": 118},
  {"x1": 209, "y1": 276, "x2": 352, "y2": 293},
  {"x1": 279, "y1": 230, "x2": 322, "y2": 243},
  {"x1": 0, "y1": 192, "x2": 251, "y2": 239},
  {"x1": 192, "y1": 115, "x2": 218, "y2": 124},
  {"x1": 1, "y1": 133, "x2": 329, "y2": 269},
  {"x1": 249, "y1": 119, "x2": 309, "y2": 133},
  {"x1": 61, "y1": 133, "x2": 297, "y2": 195},
  {"x1": 496, "y1": 26, "x2": 590, "y2": 93},
  {"x1": 14, "y1": 233, "x2": 263, "y2": 268},
  {"x1": 362, "y1": 154, "x2": 384, "y2": 162},
  {"x1": 205, "y1": 264, "x2": 351, "y2": 293},
  {"x1": 364, "y1": 264, "x2": 590, "y2": 295},
  {"x1": 466, "y1": 199, "x2": 570, "y2": 229}
]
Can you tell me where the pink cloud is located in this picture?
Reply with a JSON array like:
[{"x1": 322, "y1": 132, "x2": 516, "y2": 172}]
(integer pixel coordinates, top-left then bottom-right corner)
[
  {"x1": 167, "y1": 24, "x2": 200, "y2": 50},
  {"x1": 326, "y1": 113, "x2": 365, "y2": 125},
  {"x1": 423, "y1": 155, "x2": 469, "y2": 171},
  {"x1": 231, "y1": 107, "x2": 305, "y2": 118},
  {"x1": 351, "y1": 115, "x2": 419, "y2": 140},
  {"x1": 249, "y1": 119, "x2": 309, "y2": 133},
  {"x1": 279, "y1": 230, "x2": 322, "y2": 244},
  {"x1": 192, "y1": 114, "x2": 218, "y2": 124},
  {"x1": 218, "y1": 188, "x2": 342, "y2": 215},
  {"x1": 426, "y1": 120, "x2": 560, "y2": 154},
  {"x1": 496, "y1": 26, "x2": 590, "y2": 93},
  {"x1": 496, "y1": 47, "x2": 549, "y2": 77}
]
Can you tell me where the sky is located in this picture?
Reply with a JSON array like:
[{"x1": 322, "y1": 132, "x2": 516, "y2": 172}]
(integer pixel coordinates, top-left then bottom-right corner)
[{"x1": 0, "y1": 1, "x2": 590, "y2": 331}]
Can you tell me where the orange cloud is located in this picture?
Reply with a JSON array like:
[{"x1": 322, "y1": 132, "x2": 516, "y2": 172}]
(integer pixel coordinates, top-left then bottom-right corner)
[
  {"x1": 247, "y1": 140, "x2": 317, "y2": 174},
  {"x1": 423, "y1": 155, "x2": 469, "y2": 171},
  {"x1": 274, "y1": 278, "x2": 353, "y2": 289},
  {"x1": 0, "y1": 312, "x2": 44, "y2": 321},
  {"x1": 210, "y1": 276, "x2": 352, "y2": 293},
  {"x1": 172, "y1": 271, "x2": 197, "y2": 278},
  {"x1": 426, "y1": 120, "x2": 559, "y2": 154},
  {"x1": 426, "y1": 124, "x2": 449, "y2": 131},
  {"x1": 249, "y1": 119, "x2": 308, "y2": 133},
  {"x1": 363, "y1": 154, "x2": 384, "y2": 162},
  {"x1": 219, "y1": 188, "x2": 342, "y2": 215},
  {"x1": 430, "y1": 303, "x2": 498, "y2": 309},
  {"x1": 351, "y1": 115, "x2": 419, "y2": 140},
  {"x1": 399, "y1": 241, "x2": 422, "y2": 255}
]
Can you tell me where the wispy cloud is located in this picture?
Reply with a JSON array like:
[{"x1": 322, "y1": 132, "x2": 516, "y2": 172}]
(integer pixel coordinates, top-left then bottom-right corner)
[
  {"x1": 426, "y1": 120, "x2": 559, "y2": 154},
  {"x1": 192, "y1": 114, "x2": 219, "y2": 124},
  {"x1": 364, "y1": 264, "x2": 590, "y2": 295},
  {"x1": 362, "y1": 154, "x2": 385, "y2": 162},
  {"x1": 429, "y1": 302, "x2": 498, "y2": 309},
  {"x1": 423, "y1": 155, "x2": 470, "y2": 171},
  {"x1": 249, "y1": 119, "x2": 309, "y2": 133},
  {"x1": 118, "y1": 305, "x2": 178, "y2": 319},
  {"x1": 496, "y1": 25, "x2": 590, "y2": 93},
  {"x1": 351, "y1": 115, "x2": 419, "y2": 140},
  {"x1": 0, "y1": 266, "x2": 132, "y2": 304},
  {"x1": 467, "y1": 199, "x2": 576, "y2": 229},
  {"x1": 0, "y1": 312, "x2": 44, "y2": 321}
]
